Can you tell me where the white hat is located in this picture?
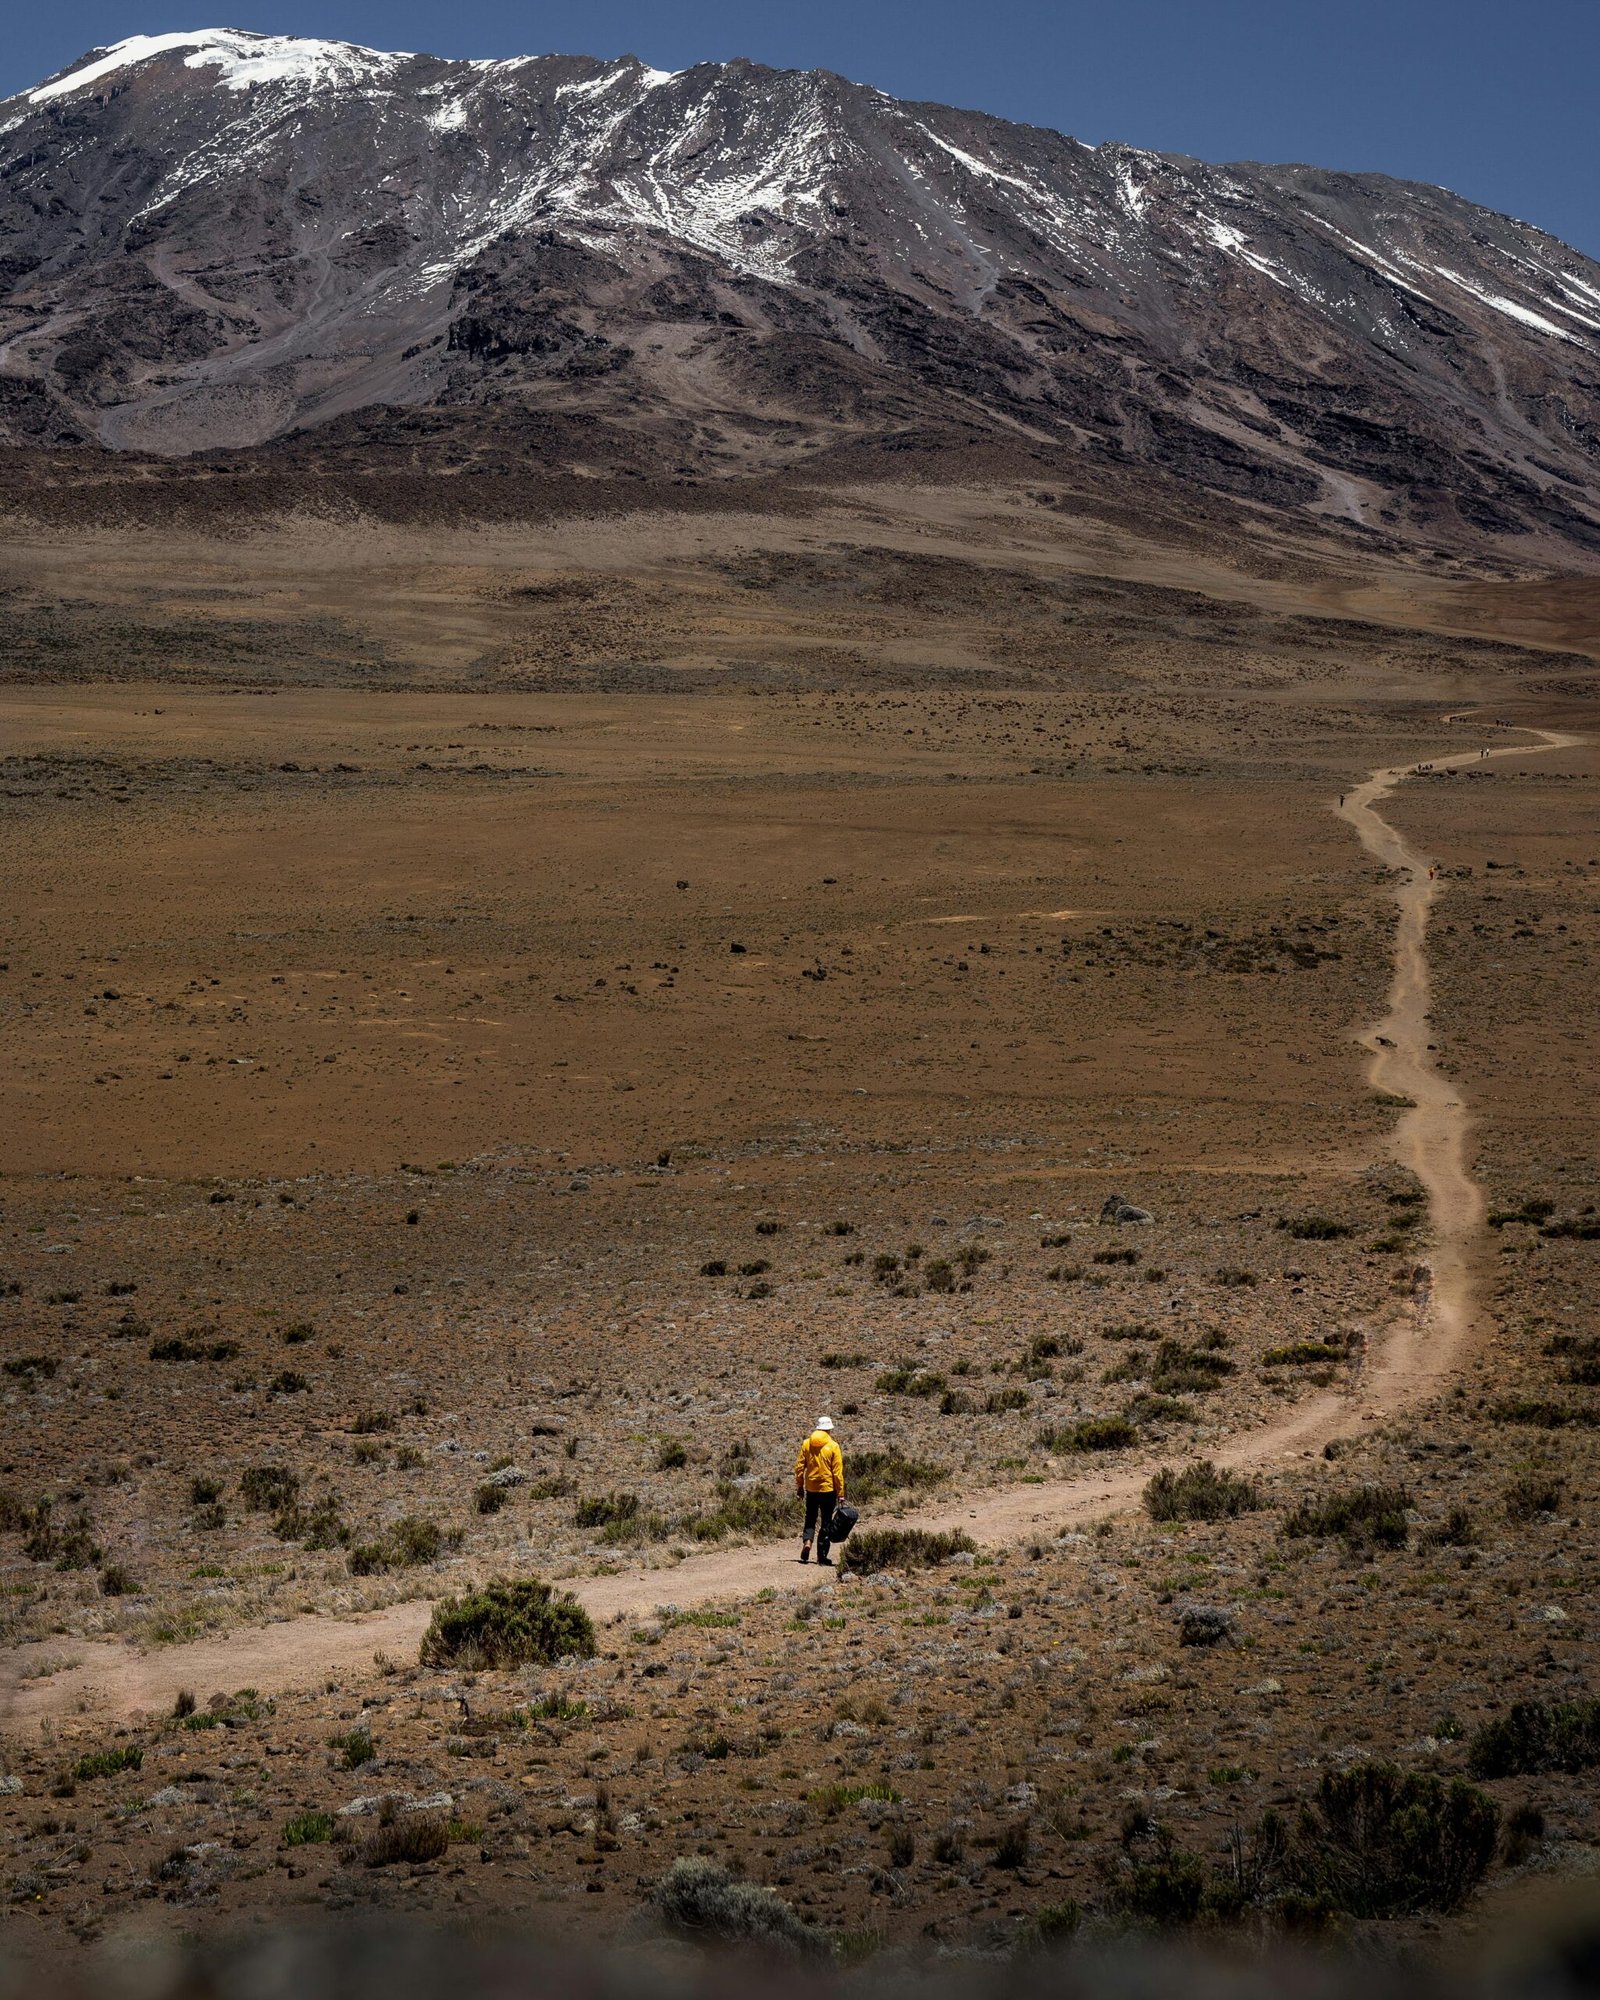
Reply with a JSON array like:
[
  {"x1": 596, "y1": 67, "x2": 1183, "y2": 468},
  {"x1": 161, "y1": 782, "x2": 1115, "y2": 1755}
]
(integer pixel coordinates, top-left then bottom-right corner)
[{"x1": 815, "y1": 1416, "x2": 835, "y2": 1432}]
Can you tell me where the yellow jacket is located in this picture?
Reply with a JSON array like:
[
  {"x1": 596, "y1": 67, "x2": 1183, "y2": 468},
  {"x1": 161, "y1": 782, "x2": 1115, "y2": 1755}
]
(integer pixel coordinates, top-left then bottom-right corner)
[{"x1": 795, "y1": 1429, "x2": 844, "y2": 1495}]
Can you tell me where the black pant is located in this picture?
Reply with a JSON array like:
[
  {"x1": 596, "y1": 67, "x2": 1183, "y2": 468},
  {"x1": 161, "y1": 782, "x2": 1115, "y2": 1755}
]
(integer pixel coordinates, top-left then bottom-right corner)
[{"x1": 803, "y1": 1490, "x2": 837, "y2": 1557}]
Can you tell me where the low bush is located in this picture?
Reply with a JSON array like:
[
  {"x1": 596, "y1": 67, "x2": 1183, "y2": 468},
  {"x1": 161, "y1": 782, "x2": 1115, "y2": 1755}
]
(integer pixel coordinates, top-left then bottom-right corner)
[
  {"x1": 841, "y1": 1528, "x2": 976, "y2": 1575},
  {"x1": 281, "y1": 1810, "x2": 334, "y2": 1847},
  {"x1": 348, "y1": 1514, "x2": 458, "y2": 1573},
  {"x1": 1263, "y1": 1342, "x2": 1346, "y2": 1367},
  {"x1": 1144, "y1": 1460, "x2": 1261, "y2": 1522},
  {"x1": 1149, "y1": 1339, "x2": 1235, "y2": 1393},
  {"x1": 847, "y1": 1449, "x2": 948, "y2": 1505},
  {"x1": 362, "y1": 1812, "x2": 450, "y2": 1867},
  {"x1": 1490, "y1": 1401, "x2": 1600, "y2": 1429},
  {"x1": 1041, "y1": 1416, "x2": 1140, "y2": 1453},
  {"x1": 67, "y1": 1743, "x2": 143, "y2": 1782},
  {"x1": 1290, "y1": 1764, "x2": 1497, "y2": 1916},
  {"x1": 1285, "y1": 1216, "x2": 1351, "y2": 1240},
  {"x1": 419, "y1": 1575, "x2": 596, "y2": 1668},
  {"x1": 875, "y1": 1364, "x2": 946, "y2": 1398},
  {"x1": 1124, "y1": 1393, "x2": 1193, "y2": 1426},
  {"x1": 1505, "y1": 1474, "x2": 1564, "y2": 1521},
  {"x1": 1283, "y1": 1482, "x2": 1411, "y2": 1551},
  {"x1": 3, "y1": 1355, "x2": 57, "y2": 1381},
  {"x1": 984, "y1": 1386, "x2": 1031, "y2": 1414},
  {"x1": 684, "y1": 1481, "x2": 792, "y2": 1541},
  {"x1": 330, "y1": 1726, "x2": 374, "y2": 1770},
  {"x1": 654, "y1": 1855, "x2": 829, "y2": 1958},
  {"x1": 575, "y1": 1490, "x2": 640, "y2": 1530},
  {"x1": 655, "y1": 1437, "x2": 688, "y2": 1470},
  {"x1": 1468, "y1": 1698, "x2": 1600, "y2": 1779},
  {"x1": 241, "y1": 1465, "x2": 299, "y2": 1513},
  {"x1": 1093, "y1": 1248, "x2": 1138, "y2": 1266}
]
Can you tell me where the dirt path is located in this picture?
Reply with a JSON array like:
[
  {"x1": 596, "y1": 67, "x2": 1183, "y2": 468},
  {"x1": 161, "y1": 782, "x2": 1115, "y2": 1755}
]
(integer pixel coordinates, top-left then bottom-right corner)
[{"x1": 2, "y1": 728, "x2": 1574, "y2": 1734}]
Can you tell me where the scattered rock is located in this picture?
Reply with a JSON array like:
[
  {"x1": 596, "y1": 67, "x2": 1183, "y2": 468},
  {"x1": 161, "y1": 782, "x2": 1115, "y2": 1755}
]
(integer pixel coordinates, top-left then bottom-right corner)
[{"x1": 1100, "y1": 1194, "x2": 1155, "y2": 1224}]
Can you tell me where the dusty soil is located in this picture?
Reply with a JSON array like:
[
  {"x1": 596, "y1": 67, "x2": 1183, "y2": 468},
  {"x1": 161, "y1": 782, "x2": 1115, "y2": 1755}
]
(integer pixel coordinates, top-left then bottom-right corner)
[{"x1": 1, "y1": 484, "x2": 1598, "y2": 1962}]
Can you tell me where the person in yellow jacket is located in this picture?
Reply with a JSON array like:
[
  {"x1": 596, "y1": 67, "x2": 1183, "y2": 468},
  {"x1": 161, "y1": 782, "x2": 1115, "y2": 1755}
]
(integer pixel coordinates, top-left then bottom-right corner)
[{"x1": 795, "y1": 1415, "x2": 845, "y2": 1566}]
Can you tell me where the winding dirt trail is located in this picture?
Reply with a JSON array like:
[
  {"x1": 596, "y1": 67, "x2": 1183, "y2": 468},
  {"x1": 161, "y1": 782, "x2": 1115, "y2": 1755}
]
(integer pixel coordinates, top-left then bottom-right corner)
[{"x1": 2, "y1": 728, "x2": 1575, "y2": 1735}]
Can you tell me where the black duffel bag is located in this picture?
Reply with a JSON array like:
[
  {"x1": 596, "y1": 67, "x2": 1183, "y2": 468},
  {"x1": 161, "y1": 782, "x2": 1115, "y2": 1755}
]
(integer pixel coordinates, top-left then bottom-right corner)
[{"x1": 829, "y1": 1500, "x2": 859, "y2": 1544}]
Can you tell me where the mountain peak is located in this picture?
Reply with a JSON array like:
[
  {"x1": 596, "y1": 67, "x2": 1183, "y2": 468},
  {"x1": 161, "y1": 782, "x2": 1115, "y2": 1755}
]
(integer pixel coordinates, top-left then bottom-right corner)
[
  {"x1": 27, "y1": 28, "x2": 408, "y2": 104},
  {"x1": 2, "y1": 38, "x2": 1598, "y2": 555}
]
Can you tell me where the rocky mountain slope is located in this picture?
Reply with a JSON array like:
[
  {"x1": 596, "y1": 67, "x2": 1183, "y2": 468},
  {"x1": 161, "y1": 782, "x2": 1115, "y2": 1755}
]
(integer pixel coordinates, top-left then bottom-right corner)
[{"x1": 3, "y1": 29, "x2": 1600, "y2": 552}]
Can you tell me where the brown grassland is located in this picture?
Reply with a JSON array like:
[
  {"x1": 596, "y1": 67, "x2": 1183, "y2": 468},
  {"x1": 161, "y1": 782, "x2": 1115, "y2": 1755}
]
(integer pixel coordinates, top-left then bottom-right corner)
[{"x1": 0, "y1": 483, "x2": 1598, "y2": 1961}]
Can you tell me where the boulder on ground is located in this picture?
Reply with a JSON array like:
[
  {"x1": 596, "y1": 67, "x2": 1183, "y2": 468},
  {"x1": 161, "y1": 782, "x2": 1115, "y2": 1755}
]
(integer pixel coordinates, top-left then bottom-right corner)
[{"x1": 1100, "y1": 1193, "x2": 1155, "y2": 1224}]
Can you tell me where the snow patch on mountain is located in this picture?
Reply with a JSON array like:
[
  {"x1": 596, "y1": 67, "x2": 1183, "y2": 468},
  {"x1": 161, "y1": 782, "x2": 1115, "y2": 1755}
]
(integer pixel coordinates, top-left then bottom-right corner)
[{"x1": 28, "y1": 29, "x2": 408, "y2": 104}]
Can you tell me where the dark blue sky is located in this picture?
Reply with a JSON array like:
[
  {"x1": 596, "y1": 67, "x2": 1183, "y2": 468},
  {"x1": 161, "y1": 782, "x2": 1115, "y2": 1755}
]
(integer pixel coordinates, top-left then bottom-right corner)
[{"x1": 7, "y1": 1, "x2": 1599, "y2": 259}]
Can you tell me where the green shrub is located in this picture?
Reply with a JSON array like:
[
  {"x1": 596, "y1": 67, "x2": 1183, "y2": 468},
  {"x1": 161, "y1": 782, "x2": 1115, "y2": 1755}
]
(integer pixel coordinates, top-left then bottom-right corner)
[
  {"x1": 1285, "y1": 1216, "x2": 1351, "y2": 1240},
  {"x1": 330, "y1": 1727, "x2": 374, "y2": 1770},
  {"x1": 1289, "y1": 1764, "x2": 1498, "y2": 1916},
  {"x1": 684, "y1": 1480, "x2": 791, "y2": 1541},
  {"x1": 654, "y1": 1855, "x2": 828, "y2": 1957},
  {"x1": 1262, "y1": 1342, "x2": 1345, "y2": 1367},
  {"x1": 1505, "y1": 1474, "x2": 1563, "y2": 1521},
  {"x1": 875, "y1": 1364, "x2": 946, "y2": 1398},
  {"x1": 1041, "y1": 1416, "x2": 1139, "y2": 1453},
  {"x1": 984, "y1": 1387, "x2": 1031, "y2": 1414},
  {"x1": 1124, "y1": 1393, "x2": 1192, "y2": 1425},
  {"x1": 420, "y1": 1575, "x2": 596, "y2": 1668},
  {"x1": 655, "y1": 1437, "x2": 689, "y2": 1470},
  {"x1": 847, "y1": 1450, "x2": 948, "y2": 1505},
  {"x1": 575, "y1": 1490, "x2": 640, "y2": 1529},
  {"x1": 841, "y1": 1528, "x2": 976, "y2": 1576},
  {"x1": 1468, "y1": 1699, "x2": 1600, "y2": 1779},
  {"x1": 474, "y1": 1482, "x2": 506, "y2": 1514},
  {"x1": 1283, "y1": 1483, "x2": 1411, "y2": 1551},
  {"x1": 1149, "y1": 1340, "x2": 1235, "y2": 1392},
  {"x1": 67, "y1": 1743, "x2": 143, "y2": 1782},
  {"x1": 1106, "y1": 1836, "x2": 1208, "y2": 1926},
  {"x1": 348, "y1": 1514, "x2": 458, "y2": 1573},
  {"x1": 241, "y1": 1465, "x2": 299, "y2": 1513},
  {"x1": 282, "y1": 1810, "x2": 334, "y2": 1847},
  {"x1": 1144, "y1": 1460, "x2": 1261, "y2": 1522},
  {"x1": 1491, "y1": 1401, "x2": 1600, "y2": 1429}
]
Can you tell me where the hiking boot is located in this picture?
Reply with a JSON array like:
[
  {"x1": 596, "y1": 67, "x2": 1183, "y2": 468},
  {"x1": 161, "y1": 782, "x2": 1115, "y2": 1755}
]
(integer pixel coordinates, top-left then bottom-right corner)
[
  {"x1": 799, "y1": 1544, "x2": 811, "y2": 1563},
  {"x1": 816, "y1": 1554, "x2": 834, "y2": 1567}
]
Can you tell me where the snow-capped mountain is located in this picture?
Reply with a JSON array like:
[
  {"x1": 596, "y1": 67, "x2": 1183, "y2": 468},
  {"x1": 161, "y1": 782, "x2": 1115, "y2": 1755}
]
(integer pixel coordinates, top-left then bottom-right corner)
[{"x1": 3, "y1": 29, "x2": 1600, "y2": 549}]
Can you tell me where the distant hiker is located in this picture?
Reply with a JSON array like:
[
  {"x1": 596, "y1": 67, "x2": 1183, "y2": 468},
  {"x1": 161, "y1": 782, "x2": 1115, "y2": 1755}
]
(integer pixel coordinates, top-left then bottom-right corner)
[{"x1": 795, "y1": 1416, "x2": 845, "y2": 1567}]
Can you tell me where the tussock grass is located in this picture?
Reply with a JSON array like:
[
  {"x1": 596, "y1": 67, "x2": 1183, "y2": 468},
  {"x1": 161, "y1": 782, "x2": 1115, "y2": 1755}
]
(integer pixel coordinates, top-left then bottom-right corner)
[{"x1": 841, "y1": 1528, "x2": 975, "y2": 1575}]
